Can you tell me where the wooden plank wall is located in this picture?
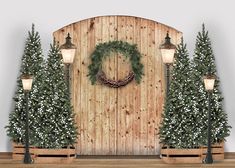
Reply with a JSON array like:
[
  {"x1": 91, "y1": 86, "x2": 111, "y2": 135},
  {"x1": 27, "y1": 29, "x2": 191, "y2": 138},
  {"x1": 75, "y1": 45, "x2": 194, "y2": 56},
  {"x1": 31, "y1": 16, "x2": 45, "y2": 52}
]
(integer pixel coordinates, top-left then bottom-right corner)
[{"x1": 53, "y1": 16, "x2": 182, "y2": 155}]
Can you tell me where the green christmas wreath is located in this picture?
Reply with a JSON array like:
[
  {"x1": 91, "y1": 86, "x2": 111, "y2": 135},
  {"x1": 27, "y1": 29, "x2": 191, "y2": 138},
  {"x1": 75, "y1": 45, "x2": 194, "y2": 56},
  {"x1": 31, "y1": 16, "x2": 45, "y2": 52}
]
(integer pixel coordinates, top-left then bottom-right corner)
[{"x1": 88, "y1": 41, "x2": 144, "y2": 87}]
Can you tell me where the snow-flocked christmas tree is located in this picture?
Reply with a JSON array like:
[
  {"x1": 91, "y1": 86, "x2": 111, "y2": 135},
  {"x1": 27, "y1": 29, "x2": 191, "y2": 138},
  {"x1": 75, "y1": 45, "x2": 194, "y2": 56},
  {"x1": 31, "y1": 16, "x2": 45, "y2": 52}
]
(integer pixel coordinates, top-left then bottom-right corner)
[
  {"x1": 191, "y1": 24, "x2": 231, "y2": 145},
  {"x1": 6, "y1": 24, "x2": 45, "y2": 145},
  {"x1": 36, "y1": 40, "x2": 78, "y2": 148},
  {"x1": 159, "y1": 38, "x2": 200, "y2": 148}
]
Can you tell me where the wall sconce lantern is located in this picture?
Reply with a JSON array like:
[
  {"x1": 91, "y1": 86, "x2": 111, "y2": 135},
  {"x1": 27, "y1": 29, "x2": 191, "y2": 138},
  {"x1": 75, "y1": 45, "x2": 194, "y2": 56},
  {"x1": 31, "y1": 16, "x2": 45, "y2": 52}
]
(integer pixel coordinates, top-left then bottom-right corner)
[
  {"x1": 160, "y1": 32, "x2": 176, "y2": 96},
  {"x1": 21, "y1": 74, "x2": 33, "y2": 164}
]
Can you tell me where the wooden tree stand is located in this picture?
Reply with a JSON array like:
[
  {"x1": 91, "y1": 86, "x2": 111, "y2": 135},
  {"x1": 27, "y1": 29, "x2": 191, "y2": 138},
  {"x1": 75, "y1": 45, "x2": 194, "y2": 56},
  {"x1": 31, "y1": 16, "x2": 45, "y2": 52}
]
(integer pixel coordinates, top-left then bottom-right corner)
[
  {"x1": 161, "y1": 143, "x2": 224, "y2": 163},
  {"x1": 12, "y1": 143, "x2": 36, "y2": 160},
  {"x1": 12, "y1": 143, "x2": 76, "y2": 164}
]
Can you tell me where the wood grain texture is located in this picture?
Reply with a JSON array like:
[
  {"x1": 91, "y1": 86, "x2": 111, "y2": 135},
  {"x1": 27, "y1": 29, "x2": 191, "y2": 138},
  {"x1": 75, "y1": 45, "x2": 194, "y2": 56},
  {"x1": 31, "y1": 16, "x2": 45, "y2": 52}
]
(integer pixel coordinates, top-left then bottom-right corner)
[
  {"x1": 1, "y1": 152, "x2": 235, "y2": 159},
  {"x1": 161, "y1": 143, "x2": 224, "y2": 163},
  {"x1": 53, "y1": 16, "x2": 182, "y2": 155},
  {"x1": 1, "y1": 158, "x2": 235, "y2": 168},
  {"x1": 0, "y1": 153, "x2": 12, "y2": 159},
  {"x1": 11, "y1": 144, "x2": 75, "y2": 163}
]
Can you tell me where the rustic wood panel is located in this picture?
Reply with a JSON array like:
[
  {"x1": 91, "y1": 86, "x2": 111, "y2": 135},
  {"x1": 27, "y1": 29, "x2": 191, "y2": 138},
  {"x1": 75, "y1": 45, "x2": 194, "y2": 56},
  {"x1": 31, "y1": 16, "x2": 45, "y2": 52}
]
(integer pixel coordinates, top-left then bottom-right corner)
[
  {"x1": 125, "y1": 17, "x2": 134, "y2": 155},
  {"x1": 80, "y1": 20, "x2": 88, "y2": 155},
  {"x1": 101, "y1": 16, "x2": 111, "y2": 154},
  {"x1": 53, "y1": 16, "x2": 182, "y2": 155},
  {"x1": 117, "y1": 16, "x2": 127, "y2": 155},
  {"x1": 12, "y1": 143, "x2": 75, "y2": 163},
  {"x1": 2, "y1": 158, "x2": 235, "y2": 167},
  {"x1": 71, "y1": 23, "x2": 81, "y2": 154},
  {"x1": 94, "y1": 17, "x2": 102, "y2": 155},
  {"x1": 140, "y1": 18, "x2": 148, "y2": 155},
  {"x1": 2, "y1": 152, "x2": 235, "y2": 160},
  {"x1": 133, "y1": 17, "x2": 141, "y2": 155},
  {"x1": 87, "y1": 18, "x2": 95, "y2": 155},
  {"x1": 147, "y1": 20, "x2": 156, "y2": 155},
  {"x1": 108, "y1": 16, "x2": 118, "y2": 155},
  {"x1": 161, "y1": 143, "x2": 224, "y2": 163}
]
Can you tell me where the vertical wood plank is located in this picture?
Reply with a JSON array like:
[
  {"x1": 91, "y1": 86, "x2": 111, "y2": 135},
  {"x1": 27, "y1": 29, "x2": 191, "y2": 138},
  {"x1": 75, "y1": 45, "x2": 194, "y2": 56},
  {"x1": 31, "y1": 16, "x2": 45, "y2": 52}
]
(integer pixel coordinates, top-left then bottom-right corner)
[
  {"x1": 117, "y1": 16, "x2": 126, "y2": 155},
  {"x1": 87, "y1": 18, "x2": 96, "y2": 155},
  {"x1": 132, "y1": 17, "x2": 141, "y2": 155},
  {"x1": 94, "y1": 17, "x2": 103, "y2": 155},
  {"x1": 80, "y1": 20, "x2": 88, "y2": 155},
  {"x1": 140, "y1": 18, "x2": 148, "y2": 155},
  {"x1": 124, "y1": 16, "x2": 134, "y2": 155},
  {"x1": 71, "y1": 23, "x2": 82, "y2": 155},
  {"x1": 147, "y1": 20, "x2": 156, "y2": 155},
  {"x1": 101, "y1": 16, "x2": 110, "y2": 154},
  {"x1": 108, "y1": 16, "x2": 118, "y2": 155},
  {"x1": 154, "y1": 22, "x2": 162, "y2": 155}
]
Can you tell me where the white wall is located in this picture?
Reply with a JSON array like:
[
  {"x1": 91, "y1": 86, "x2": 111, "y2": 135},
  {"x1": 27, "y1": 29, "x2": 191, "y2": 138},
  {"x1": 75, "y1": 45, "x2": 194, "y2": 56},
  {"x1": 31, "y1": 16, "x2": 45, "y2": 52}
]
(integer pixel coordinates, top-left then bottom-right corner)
[{"x1": 0, "y1": 0, "x2": 235, "y2": 152}]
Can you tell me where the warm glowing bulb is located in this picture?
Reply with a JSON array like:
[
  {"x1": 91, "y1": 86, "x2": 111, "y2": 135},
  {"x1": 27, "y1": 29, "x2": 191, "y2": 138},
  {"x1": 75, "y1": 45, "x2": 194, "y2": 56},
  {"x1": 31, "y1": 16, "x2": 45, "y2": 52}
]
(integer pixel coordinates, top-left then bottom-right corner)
[
  {"x1": 160, "y1": 49, "x2": 175, "y2": 64},
  {"x1": 21, "y1": 77, "x2": 33, "y2": 91},
  {"x1": 204, "y1": 78, "x2": 215, "y2": 91},
  {"x1": 61, "y1": 48, "x2": 76, "y2": 64}
]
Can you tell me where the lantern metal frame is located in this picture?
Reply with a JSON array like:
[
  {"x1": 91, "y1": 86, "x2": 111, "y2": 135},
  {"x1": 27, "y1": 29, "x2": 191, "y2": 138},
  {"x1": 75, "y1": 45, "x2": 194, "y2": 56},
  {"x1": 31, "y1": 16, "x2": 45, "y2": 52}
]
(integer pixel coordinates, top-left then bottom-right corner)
[
  {"x1": 60, "y1": 33, "x2": 77, "y2": 91},
  {"x1": 21, "y1": 74, "x2": 33, "y2": 164},
  {"x1": 203, "y1": 72, "x2": 216, "y2": 164},
  {"x1": 159, "y1": 32, "x2": 176, "y2": 96},
  {"x1": 60, "y1": 33, "x2": 77, "y2": 64}
]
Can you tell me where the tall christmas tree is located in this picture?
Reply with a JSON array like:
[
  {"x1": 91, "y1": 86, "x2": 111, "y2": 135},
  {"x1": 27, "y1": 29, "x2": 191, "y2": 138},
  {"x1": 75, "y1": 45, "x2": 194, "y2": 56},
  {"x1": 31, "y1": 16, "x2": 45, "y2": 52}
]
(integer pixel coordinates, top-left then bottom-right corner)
[
  {"x1": 36, "y1": 40, "x2": 78, "y2": 148},
  {"x1": 192, "y1": 24, "x2": 231, "y2": 145},
  {"x1": 6, "y1": 24, "x2": 45, "y2": 145},
  {"x1": 159, "y1": 39, "x2": 200, "y2": 148}
]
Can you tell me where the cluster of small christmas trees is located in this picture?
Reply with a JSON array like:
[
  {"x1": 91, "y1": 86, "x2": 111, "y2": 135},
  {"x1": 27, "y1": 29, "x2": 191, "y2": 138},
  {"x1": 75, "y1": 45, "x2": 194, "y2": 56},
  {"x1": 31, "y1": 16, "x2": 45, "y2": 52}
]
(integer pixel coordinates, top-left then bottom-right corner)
[
  {"x1": 5, "y1": 25, "x2": 78, "y2": 148},
  {"x1": 159, "y1": 24, "x2": 231, "y2": 148}
]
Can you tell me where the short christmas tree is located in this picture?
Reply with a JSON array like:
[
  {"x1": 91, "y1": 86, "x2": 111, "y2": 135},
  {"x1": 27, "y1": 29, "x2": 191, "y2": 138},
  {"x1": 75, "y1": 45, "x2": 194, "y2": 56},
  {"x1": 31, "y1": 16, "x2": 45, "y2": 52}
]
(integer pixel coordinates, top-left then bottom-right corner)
[
  {"x1": 192, "y1": 24, "x2": 231, "y2": 145},
  {"x1": 36, "y1": 40, "x2": 78, "y2": 148},
  {"x1": 159, "y1": 39, "x2": 200, "y2": 148},
  {"x1": 6, "y1": 24, "x2": 45, "y2": 145}
]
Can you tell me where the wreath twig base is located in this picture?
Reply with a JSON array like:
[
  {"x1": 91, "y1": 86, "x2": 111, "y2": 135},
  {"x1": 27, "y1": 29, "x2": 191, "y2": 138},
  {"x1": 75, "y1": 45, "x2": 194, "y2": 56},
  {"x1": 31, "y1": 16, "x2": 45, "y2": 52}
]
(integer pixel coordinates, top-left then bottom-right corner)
[{"x1": 97, "y1": 71, "x2": 135, "y2": 88}]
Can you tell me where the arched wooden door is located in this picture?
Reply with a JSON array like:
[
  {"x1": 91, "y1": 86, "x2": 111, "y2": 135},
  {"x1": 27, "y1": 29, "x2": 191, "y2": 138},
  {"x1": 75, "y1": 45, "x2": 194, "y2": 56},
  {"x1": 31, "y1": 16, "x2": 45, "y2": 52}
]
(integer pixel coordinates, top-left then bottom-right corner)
[{"x1": 53, "y1": 16, "x2": 182, "y2": 155}]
